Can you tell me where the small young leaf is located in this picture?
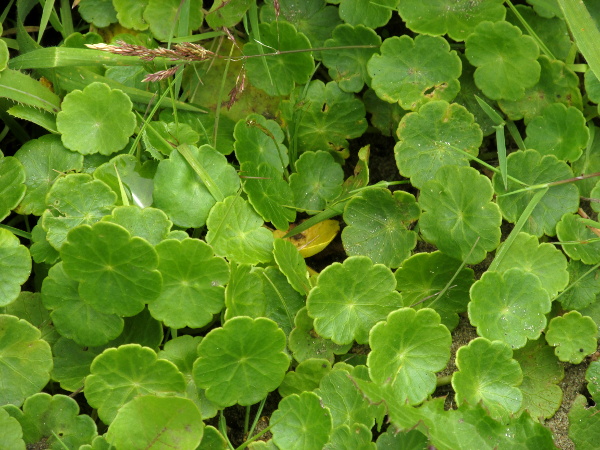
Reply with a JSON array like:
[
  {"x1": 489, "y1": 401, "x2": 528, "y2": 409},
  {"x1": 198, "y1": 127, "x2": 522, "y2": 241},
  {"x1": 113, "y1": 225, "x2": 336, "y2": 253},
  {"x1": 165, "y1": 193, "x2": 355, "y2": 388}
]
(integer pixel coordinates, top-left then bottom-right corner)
[
  {"x1": 395, "y1": 251, "x2": 475, "y2": 331},
  {"x1": 60, "y1": 222, "x2": 162, "y2": 317},
  {"x1": 289, "y1": 151, "x2": 344, "y2": 213},
  {"x1": 106, "y1": 395, "x2": 203, "y2": 449},
  {"x1": 556, "y1": 214, "x2": 600, "y2": 265},
  {"x1": 0, "y1": 155, "x2": 26, "y2": 221},
  {"x1": 206, "y1": 196, "x2": 274, "y2": 264},
  {"x1": 10, "y1": 393, "x2": 97, "y2": 448},
  {"x1": 465, "y1": 21, "x2": 540, "y2": 101},
  {"x1": 279, "y1": 358, "x2": 332, "y2": 397},
  {"x1": 234, "y1": 114, "x2": 289, "y2": 173},
  {"x1": 261, "y1": 266, "x2": 305, "y2": 336},
  {"x1": 84, "y1": 344, "x2": 186, "y2": 424},
  {"x1": 469, "y1": 268, "x2": 551, "y2": 349},
  {"x1": 41, "y1": 262, "x2": 124, "y2": 347},
  {"x1": 242, "y1": 161, "x2": 296, "y2": 231},
  {"x1": 524, "y1": 103, "x2": 589, "y2": 162},
  {"x1": 193, "y1": 317, "x2": 289, "y2": 407},
  {"x1": 338, "y1": 0, "x2": 398, "y2": 28},
  {"x1": 78, "y1": 0, "x2": 118, "y2": 28},
  {"x1": 494, "y1": 232, "x2": 568, "y2": 299},
  {"x1": 545, "y1": 311, "x2": 598, "y2": 364},
  {"x1": 149, "y1": 238, "x2": 229, "y2": 329},
  {"x1": 112, "y1": 0, "x2": 149, "y2": 30},
  {"x1": 205, "y1": 0, "x2": 251, "y2": 28},
  {"x1": 306, "y1": 256, "x2": 403, "y2": 345},
  {"x1": 419, "y1": 165, "x2": 502, "y2": 264},
  {"x1": 14, "y1": 134, "x2": 83, "y2": 216},
  {"x1": 342, "y1": 188, "x2": 419, "y2": 268},
  {"x1": 368, "y1": 308, "x2": 451, "y2": 406},
  {"x1": 513, "y1": 338, "x2": 564, "y2": 421},
  {"x1": 95, "y1": 155, "x2": 155, "y2": 208},
  {"x1": 153, "y1": 145, "x2": 240, "y2": 228},
  {"x1": 0, "y1": 229, "x2": 32, "y2": 307},
  {"x1": 273, "y1": 239, "x2": 310, "y2": 295},
  {"x1": 368, "y1": 35, "x2": 461, "y2": 111},
  {"x1": 143, "y1": 0, "x2": 203, "y2": 41},
  {"x1": 41, "y1": 173, "x2": 117, "y2": 250},
  {"x1": 498, "y1": 55, "x2": 582, "y2": 124},
  {"x1": 244, "y1": 21, "x2": 314, "y2": 97},
  {"x1": 398, "y1": 0, "x2": 506, "y2": 41},
  {"x1": 452, "y1": 338, "x2": 523, "y2": 421},
  {"x1": 322, "y1": 24, "x2": 381, "y2": 93},
  {"x1": 281, "y1": 80, "x2": 367, "y2": 154},
  {"x1": 30, "y1": 224, "x2": 59, "y2": 265},
  {"x1": 101, "y1": 205, "x2": 172, "y2": 245},
  {"x1": 394, "y1": 100, "x2": 482, "y2": 188},
  {"x1": 56, "y1": 82, "x2": 136, "y2": 156},
  {"x1": 271, "y1": 392, "x2": 333, "y2": 450},
  {"x1": 288, "y1": 307, "x2": 352, "y2": 363},
  {"x1": 0, "y1": 315, "x2": 53, "y2": 407},
  {"x1": 493, "y1": 150, "x2": 580, "y2": 237}
]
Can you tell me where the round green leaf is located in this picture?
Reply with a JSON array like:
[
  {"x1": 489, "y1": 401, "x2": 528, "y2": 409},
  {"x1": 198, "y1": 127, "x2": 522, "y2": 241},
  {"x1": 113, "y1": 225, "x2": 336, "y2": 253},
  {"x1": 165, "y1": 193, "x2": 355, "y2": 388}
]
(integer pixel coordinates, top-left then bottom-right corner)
[
  {"x1": 241, "y1": 162, "x2": 296, "y2": 231},
  {"x1": 56, "y1": 82, "x2": 135, "y2": 156},
  {"x1": 0, "y1": 229, "x2": 31, "y2": 307},
  {"x1": 545, "y1": 311, "x2": 598, "y2": 364},
  {"x1": 78, "y1": 0, "x2": 118, "y2": 27},
  {"x1": 452, "y1": 338, "x2": 523, "y2": 421},
  {"x1": 205, "y1": 0, "x2": 251, "y2": 28},
  {"x1": 395, "y1": 251, "x2": 475, "y2": 331},
  {"x1": 94, "y1": 154, "x2": 155, "y2": 209},
  {"x1": 50, "y1": 337, "x2": 101, "y2": 392},
  {"x1": 569, "y1": 394, "x2": 600, "y2": 450},
  {"x1": 271, "y1": 392, "x2": 333, "y2": 450},
  {"x1": 524, "y1": 103, "x2": 588, "y2": 162},
  {"x1": 206, "y1": 196, "x2": 274, "y2": 264},
  {"x1": 368, "y1": 308, "x2": 451, "y2": 405},
  {"x1": 224, "y1": 263, "x2": 266, "y2": 320},
  {"x1": 149, "y1": 238, "x2": 229, "y2": 329},
  {"x1": 0, "y1": 315, "x2": 53, "y2": 407},
  {"x1": 112, "y1": 0, "x2": 149, "y2": 30},
  {"x1": 153, "y1": 145, "x2": 240, "y2": 228},
  {"x1": 262, "y1": 265, "x2": 306, "y2": 337},
  {"x1": 394, "y1": 100, "x2": 482, "y2": 188},
  {"x1": 0, "y1": 408, "x2": 24, "y2": 450},
  {"x1": 398, "y1": 0, "x2": 506, "y2": 41},
  {"x1": 84, "y1": 344, "x2": 186, "y2": 424},
  {"x1": 13, "y1": 393, "x2": 97, "y2": 448},
  {"x1": 363, "y1": 88, "x2": 407, "y2": 137},
  {"x1": 260, "y1": 0, "x2": 342, "y2": 53},
  {"x1": 29, "y1": 223, "x2": 59, "y2": 265},
  {"x1": 322, "y1": 24, "x2": 381, "y2": 93},
  {"x1": 419, "y1": 165, "x2": 502, "y2": 264},
  {"x1": 279, "y1": 358, "x2": 332, "y2": 397},
  {"x1": 465, "y1": 21, "x2": 540, "y2": 101},
  {"x1": 60, "y1": 222, "x2": 162, "y2": 317},
  {"x1": 41, "y1": 262, "x2": 123, "y2": 346},
  {"x1": 143, "y1": 0, "x2": 203, "y2": 41},
  {"x1": 14, "y1": 134, "x2": 83, "y2": 216},
  {"x1": 41, "y1": 173, "x2": 117, "y2": 250},
  {"x1": 325, "y1": 424, "x2": 374, "y2": 450},
  {"x1": 281, "y1": 80, "x2": 367, "y2": 155},
  {"x1": 587, "y1": 361, "x2": 600, "y2": 404},
  {"x1": 193, "y1": 317, "x2": 289, "y2": 407},
  {"x1": 288, "y1": 308, "x2": 352, "y2": 364},
  {"x1": 142, "y1": 121, "x2": 199, "y2": 159},
  {"x1": 559, "y1": 260, "x2": 600, "y2": 310},
  {"x1": 493, "y1": 150, "x2": 579, "y2": 237},
  {"x1": 556, "y1": 213, "x2": 600, "y2": 265},
  {"x1": 106, "y1": 395, "x2": 203, "y2": 449},
  {"x1": 289, "y1": 151, "x2": 343, "y2": 214},
  {"x1": 0, "y1": 155, "x2": 26, "y2": 222},
  {"x1": 3, "y1": 292, "x2": 59, "y2": 346},
  {"x1": 494, "y1": 232, "x2": 568, "y2": 299},
  {"x1": 306, "y1": 256, "x2": 403, "y2": 345},
  {"x1": 234, "y1": 114, "x2": 289, "y2": 173},
  {"x1": 498, "y1": 55, "x2": 582, "y2": 124},
  {"x1": 101, "y1": 205, "x2": 172, "y2": 245},
  {"x1": 469, "y1": 268, "x2": 551, "y2": 349},
  {"x1": 338, "y1": 0, "x2": 397, "y2": 28},
  {"x1": 244, "y1": 21, "x2": 314, "y2": 97},
  {"x1": 513, "y1": 338, "x2": 564, "y2": 421},
  {"x1": 367, "y1": 35, "x2": 461, "y2": 111},
  {"x1": 273, "y1": 239, "x2": 310, "y2": 295},
  {"x1": 316, "y1": 366, "x2": 380, "y2": 429},
  {"x1": 342, "y1": 189, "x2": 419, "y2": 268}
]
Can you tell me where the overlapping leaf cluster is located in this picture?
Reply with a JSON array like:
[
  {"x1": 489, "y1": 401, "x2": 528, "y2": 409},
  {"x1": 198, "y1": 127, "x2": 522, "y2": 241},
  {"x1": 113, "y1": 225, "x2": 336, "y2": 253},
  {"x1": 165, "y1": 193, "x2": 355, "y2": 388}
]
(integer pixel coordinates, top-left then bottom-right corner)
[{"x1": 1, "y1": 0, "x2": 600, "y2": 448}]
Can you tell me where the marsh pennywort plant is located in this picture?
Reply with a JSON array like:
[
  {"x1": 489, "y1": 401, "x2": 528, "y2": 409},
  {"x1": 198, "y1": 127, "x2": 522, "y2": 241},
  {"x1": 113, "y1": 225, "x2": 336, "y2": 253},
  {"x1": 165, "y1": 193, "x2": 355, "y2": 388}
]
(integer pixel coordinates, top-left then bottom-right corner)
[{"x1": 2, "y1": 0, "x2": 600, "y2": 448}]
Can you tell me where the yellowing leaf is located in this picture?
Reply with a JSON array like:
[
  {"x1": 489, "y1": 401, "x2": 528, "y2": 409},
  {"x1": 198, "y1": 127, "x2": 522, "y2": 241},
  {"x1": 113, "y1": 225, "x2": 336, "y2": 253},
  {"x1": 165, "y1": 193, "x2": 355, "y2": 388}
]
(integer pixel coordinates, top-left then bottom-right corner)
[{"x1": 274, "y1": 220, "x2": 340, "y2": 258}]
